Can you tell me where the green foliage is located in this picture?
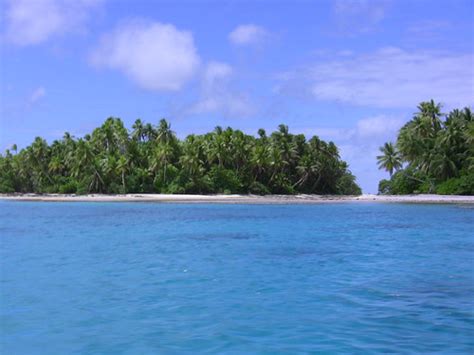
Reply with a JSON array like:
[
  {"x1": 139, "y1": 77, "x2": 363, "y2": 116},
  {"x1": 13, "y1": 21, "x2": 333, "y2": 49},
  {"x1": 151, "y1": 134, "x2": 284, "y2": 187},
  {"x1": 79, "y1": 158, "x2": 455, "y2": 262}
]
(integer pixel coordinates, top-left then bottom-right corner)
[
  {"x1": 336, "y1": 174, "x2": 362, "y2": 195},
  {"x1": 377, "y1": 102, "x2": 473, "y2": 195},
  {"x1": 208, "y1": 167, "x2": 243, "y2": 194},
  {"x1": 0, "y1": 118, "x2": 362, "y2": 195},
  {"x1": 376, "y1": 142, "x2": 402, "y2": 176},
  {"x1": 58, "y1": 180, "x2": 78, "y2": 194},
  {"x1": 391, "y1": 169, "x2": 425, "y2": 195},
  {"x1": 379, "y1": 170, "x2": 422, "y2": 195},
  {"x1": 436, "y1": 173, "x2": 474, "y2": 195},
  {"x1": 416, "y1": 180, "x2": 433, "y2": 194},
  {"x1": 436, "y1": 178, "x2": 462, "y2": 195},
  {"x1": 0, "y1": 182, "x2": 15, "y2": 193},
  {"x1": 248, "y1": 181, "x2": 271, "y2": 195},
  {"x1": 378, "y1": 179, "x2": 392, "y2": 195},
  {"x1": 164, "y1": 182, "x2": 185, "y2": 194}
]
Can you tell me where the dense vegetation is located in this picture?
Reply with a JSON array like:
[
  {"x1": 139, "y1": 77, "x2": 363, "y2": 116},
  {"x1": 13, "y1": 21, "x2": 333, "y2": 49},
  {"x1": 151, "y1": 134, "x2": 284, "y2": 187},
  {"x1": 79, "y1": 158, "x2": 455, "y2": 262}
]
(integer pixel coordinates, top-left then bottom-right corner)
[
  {"x1": 377, "y1": 101, "x2": 474, "y2": 195},
  {"x1": 0, "y1": 119, "x2": 361, "y2": 195}
]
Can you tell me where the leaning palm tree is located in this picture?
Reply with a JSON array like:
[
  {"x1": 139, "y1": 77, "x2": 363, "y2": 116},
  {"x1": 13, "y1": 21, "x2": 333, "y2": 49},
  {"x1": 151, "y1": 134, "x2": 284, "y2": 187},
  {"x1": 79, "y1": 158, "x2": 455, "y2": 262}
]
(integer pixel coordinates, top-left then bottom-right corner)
[
  {"x1": 295, "y1": 155, "x2": 321, "y2": 190},
  {"x1": 377, "y1": 142, "x2": 402, "y2": 176}
]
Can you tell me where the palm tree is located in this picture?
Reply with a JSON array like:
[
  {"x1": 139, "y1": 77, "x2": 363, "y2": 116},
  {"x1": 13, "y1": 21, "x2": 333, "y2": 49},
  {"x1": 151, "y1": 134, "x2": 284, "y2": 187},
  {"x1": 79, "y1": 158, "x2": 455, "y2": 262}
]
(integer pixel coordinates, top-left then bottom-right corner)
[
  {"x1": 27, "y1": 137, "x2": 53, "y2": 190},
  {"x1": 465, "y1": 121, "x2": 474, "y2": 172},
  {"x1": 377, "y1": 142, "x2": 402, "y2": 176},
  {"x1": 150, "y1": 144, "x2": 174, "y2": 185},
  {"x1": 0, "y1": 117, "x2": 366, "y2": 195},
  {"x1": 205, "y1": 128, "x2": 226, "y2": 168},
  {"x1": 48, "y1": 156, "x2": 64, "y2": 176},
  {"x1": 271, "y1": 124, "x2": 299, "y2": 174},
  {"x1": 144, "y1": 123, "x2": 156, "y2": 141},
  {"x1": 417, "y1": 100, "x2": 443, "y2": 132},
  {"x1": 295, "y1": 155, "x2": 321, "y2": 191},
  {"x1": 179, "y1": 136, "x2": 204, "y2": 178},
  {"x1": 132, "y1": 119, "x2": 145, "y2": 142},
  {"x1": 73, "y1": 140, "x2": 104, "y2": 193},
  {"x1": 374, "y1": 101, "x2": 474, "y2": 194},
  {"x1": 156, "y1": 119, "x2": 175, "y2": 145},
  {"x1": 250, "y1": 144, "x2": 271, "y2": 180},
  {"x1": 230, "y1": 130, "x2": 249, "y2": 172},
  {"x1": 429, "y1": 148, "x2": 457, "y2": 181},
  {"x1": 116, "y1": 155, "x2": 129, "y2": 192}
]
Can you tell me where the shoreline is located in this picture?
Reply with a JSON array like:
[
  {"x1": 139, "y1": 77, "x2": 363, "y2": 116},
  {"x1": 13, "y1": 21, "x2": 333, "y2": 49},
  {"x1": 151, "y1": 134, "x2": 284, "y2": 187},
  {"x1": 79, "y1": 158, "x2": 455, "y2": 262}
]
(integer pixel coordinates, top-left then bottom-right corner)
[{"x1": 1, "y1": 193, "x2": 473, "y2": 204}]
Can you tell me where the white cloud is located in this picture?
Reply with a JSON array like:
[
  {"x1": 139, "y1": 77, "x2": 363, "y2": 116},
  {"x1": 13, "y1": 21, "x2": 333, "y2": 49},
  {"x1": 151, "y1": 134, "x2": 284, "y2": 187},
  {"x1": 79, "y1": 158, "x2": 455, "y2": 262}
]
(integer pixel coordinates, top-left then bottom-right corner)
[
  {"x1": 303, "y1": 115, "x2": 403, "y2": 142},
  {"x1": 189, "y1": 61, "x2": 254, "y2": 117},
  {"x1": 299, "y1": 115, "x2": 404, "y2": 193},
  {"x1": 337, "y1": 50, "x2": 354, "y2": 57},
  {"x1": 90, "y1": 21, "x2": 201, "y2": 91},
  {"x1": 334, "y1": 0, "x2": 387, "y2": 21},
  {"x1": 229, "y1": 24, "x2": 268, "y2": 46},
  {"x1": 356, "y1": 116, "x2": 403, "y2": 138},
  {"x1": 280, "y1": 47, "x2": 473, "y2": 109},
  {"x1": 306, "y1": 127, "x2": 354, "y2": 141},
  {"x1": 407, "y1": 20, "x2": 450, "y2": 36},
  {"x1": 333, "y1": 0, "x2": 390, "y2": 34},
  {"x1": 29, "y1": 87, "x2": 46, "y2": 104},
  {"x1": 202, "y1": 61, "x2": 233, "y2": 88},
  {"x1": 4, "y1": 0, "x2": 102, "y2": 46}
]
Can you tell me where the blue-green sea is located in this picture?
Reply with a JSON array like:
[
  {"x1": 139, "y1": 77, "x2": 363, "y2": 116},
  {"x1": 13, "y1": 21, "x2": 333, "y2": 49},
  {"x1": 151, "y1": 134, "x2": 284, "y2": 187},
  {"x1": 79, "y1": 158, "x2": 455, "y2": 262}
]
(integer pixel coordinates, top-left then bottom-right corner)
[{"x1": 1, "y1": 201, "x2": 473, "y2": 353}]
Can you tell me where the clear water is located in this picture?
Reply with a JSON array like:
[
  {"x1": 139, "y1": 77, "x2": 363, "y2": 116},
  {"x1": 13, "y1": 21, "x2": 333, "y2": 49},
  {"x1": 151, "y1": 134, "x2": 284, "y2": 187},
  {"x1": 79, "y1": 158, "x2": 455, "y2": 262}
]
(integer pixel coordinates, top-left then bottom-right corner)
[{"x1": 1, "y1": 201, "x2": 473, "y2": 354}]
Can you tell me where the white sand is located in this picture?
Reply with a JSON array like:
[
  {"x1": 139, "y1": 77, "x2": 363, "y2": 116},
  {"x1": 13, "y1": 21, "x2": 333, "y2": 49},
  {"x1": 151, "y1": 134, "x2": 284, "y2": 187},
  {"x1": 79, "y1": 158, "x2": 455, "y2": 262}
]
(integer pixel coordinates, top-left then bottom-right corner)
[{"x1": 1, "y1": 193, "x2": 473, "y2": 204}]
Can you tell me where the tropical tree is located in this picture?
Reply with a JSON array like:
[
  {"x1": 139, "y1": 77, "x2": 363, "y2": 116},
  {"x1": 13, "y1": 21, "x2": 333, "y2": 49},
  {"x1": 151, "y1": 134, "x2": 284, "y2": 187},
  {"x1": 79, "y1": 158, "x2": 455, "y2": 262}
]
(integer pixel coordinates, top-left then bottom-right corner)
[
  {"x1": 377, "y1": 142, "x2": 402, "y2": 176},
  {"x1": 132, "y1": 119, "x2": 145, "y2": 142},
  {"x1": 116, "y1": 155, "x2": 130, "y2": 192},
  {"x1": 0, "y1": 118, "x2": 362, "y2": 195},
  {"x1": 378, "y1": 101, "x2": 473, "y2": 195}
]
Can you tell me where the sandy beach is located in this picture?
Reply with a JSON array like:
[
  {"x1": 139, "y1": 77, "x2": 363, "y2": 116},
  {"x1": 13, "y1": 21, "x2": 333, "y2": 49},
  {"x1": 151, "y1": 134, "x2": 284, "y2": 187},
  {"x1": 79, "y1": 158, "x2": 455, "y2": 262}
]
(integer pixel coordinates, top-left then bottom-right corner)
[{"x1": 1, "y1": 193, "x2": 473, "y2": 204}]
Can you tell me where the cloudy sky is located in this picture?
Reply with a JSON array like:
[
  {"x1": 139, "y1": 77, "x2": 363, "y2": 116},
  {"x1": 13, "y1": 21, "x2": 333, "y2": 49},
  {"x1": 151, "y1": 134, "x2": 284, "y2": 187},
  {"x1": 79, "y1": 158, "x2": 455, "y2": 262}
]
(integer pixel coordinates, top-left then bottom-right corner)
[{"x1": 1, "y1": 0, "x2": 473, "y2": 192}]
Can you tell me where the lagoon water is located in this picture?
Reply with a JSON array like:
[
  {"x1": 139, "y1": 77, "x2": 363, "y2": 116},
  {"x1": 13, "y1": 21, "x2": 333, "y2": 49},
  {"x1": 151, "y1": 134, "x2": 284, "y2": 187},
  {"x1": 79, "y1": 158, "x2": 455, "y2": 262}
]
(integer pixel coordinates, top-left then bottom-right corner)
[{"x1": 1, "y1": 201, "x2": 473, "y2": 353}]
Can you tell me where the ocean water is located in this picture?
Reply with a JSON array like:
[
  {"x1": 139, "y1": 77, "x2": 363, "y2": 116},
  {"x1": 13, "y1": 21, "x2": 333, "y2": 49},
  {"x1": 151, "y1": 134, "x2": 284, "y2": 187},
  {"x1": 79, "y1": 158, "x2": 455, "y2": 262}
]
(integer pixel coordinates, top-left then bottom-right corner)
[{"x1": 1, "y1": 201, "x2": 473, "y2": 354}]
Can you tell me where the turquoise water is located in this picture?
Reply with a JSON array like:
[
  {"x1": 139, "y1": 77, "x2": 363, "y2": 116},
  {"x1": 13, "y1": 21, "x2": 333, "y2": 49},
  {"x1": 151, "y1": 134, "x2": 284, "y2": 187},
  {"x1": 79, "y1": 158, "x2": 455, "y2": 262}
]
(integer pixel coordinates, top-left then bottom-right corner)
[{"x1": 1, "y1": 201, "x2": 473, "y2": 354}]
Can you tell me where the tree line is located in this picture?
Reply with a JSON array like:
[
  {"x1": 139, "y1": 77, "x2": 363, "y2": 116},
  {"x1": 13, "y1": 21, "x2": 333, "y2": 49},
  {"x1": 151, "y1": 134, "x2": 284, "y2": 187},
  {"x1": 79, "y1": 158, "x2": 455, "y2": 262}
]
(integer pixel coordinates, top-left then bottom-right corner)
[
  {"x1": 0, "y1": 119, "x2": 361, "y2": 195},
  {"x1": 377, "y1": 101, "x2": 474, "y2": 195}
]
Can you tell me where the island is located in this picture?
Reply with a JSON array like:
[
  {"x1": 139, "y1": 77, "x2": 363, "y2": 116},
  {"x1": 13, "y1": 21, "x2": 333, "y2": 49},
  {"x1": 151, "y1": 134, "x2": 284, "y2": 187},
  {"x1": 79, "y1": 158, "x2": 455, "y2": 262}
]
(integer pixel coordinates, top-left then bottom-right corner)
[{"x1": 0, "y1": 121, "x2": 361, "y2": 196}]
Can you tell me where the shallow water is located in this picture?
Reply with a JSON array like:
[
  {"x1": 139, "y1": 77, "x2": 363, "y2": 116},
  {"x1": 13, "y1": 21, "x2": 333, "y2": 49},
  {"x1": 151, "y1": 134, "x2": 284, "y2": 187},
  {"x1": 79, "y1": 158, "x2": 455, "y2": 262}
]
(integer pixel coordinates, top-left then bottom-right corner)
[{"x1": 1, "y1": 201, "x2": 473, "y2": 353}]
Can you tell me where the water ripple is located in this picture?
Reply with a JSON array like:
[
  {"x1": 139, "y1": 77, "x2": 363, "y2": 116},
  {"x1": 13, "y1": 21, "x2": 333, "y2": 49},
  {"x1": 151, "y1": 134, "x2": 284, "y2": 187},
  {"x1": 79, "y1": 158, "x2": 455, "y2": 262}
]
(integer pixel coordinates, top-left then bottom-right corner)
[{"x1": 1, "y1": 202, "x2": 473, "y2": 353}]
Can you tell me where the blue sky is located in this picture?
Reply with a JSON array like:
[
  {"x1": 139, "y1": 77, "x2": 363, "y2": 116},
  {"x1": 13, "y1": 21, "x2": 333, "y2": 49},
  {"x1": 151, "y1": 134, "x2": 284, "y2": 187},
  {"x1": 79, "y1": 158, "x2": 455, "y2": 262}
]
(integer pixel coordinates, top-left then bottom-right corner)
[{"x1": 1, "y1": 0, "x2": 473, "y2": 192}]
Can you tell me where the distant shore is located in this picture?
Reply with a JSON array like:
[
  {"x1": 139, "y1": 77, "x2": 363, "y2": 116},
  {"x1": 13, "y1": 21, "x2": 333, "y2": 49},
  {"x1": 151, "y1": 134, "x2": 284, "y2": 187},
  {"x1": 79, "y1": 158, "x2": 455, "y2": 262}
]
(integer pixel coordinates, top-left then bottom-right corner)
[{"x1": 1, "y1": 193, "x2": 473, "y2": 204}]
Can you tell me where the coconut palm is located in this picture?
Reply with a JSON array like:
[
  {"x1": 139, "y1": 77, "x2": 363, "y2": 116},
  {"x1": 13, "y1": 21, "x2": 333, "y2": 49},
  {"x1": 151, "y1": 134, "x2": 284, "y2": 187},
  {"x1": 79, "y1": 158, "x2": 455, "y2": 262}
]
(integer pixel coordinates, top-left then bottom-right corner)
[
  {"x1": 132, "y1": 119, "x2": 145, "y2": 142},
  {"x1": 0, "y1": 117, "x2": 365, "y2": 195},
  {"x1": 295, "y1": 155, "x2": 321, "y2": 190},
  {"x1": 377, "y1": 101, "x2": 473, "y2": 195},
  {"x1": 377, "y1": 142, "x2": 403, "y2": 176},
  {"x1": 150, "y1": 143, "x2": 174, "y2": 185},
  {"x1": 116, "y1": 155, "x2": 130, "y2": 191},
  {"x1": 156, "y1": 119, "x2": 175, "y2": 145}
]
